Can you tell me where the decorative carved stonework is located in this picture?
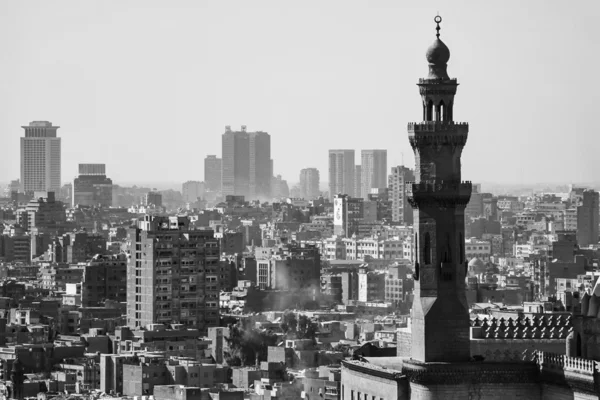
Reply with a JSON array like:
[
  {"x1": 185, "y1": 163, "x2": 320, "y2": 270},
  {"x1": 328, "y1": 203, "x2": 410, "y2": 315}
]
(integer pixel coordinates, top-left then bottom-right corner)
[{"x1": 401, "y1": 361, "x2": 539, "y2": 385}]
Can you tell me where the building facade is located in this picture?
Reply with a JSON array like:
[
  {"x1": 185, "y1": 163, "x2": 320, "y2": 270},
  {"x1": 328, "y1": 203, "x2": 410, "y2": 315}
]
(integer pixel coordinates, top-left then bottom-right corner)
[
  {"x1": 181, "y1": 181, "x2": 205, "y2": 204},
  {"x1": 299, "y1": 168, "x2": 320, "y2": 200},
  {"x1": 328, "y1": 150, "x2": 355, "y2": 200},
  {"x1": 388, "y1": 165, "x2": 415, "y2": 225},
  {"x1": 248, "y1": 131, "x2": 272, "y2": 200},
  {"x1": 73, "y1": 164, "x2": 113, "y2": 207},
  {"x1": 576, "y1": 189, "x2": 599, "y2": 247},
  {"x1": 20, "y1": 121, "x2": 61, "y2": 194},
  {"x1": 360, "y1": 150, "x2": 387, "y2": 200},
  {"x1": 204, "y1": 155, "x2": 222, "y2": 192},
  {"x1": 126, "y1": 216, "x2": 220, "y2": 333}
]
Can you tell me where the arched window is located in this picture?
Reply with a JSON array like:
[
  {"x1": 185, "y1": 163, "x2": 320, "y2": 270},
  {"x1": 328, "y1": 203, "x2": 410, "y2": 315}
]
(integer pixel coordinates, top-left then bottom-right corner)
[
  {"x1": 424, "y1": 233, "x2": 431, "y2": 264},
  {"x1": 426, "y1": 100, "x2": 434, "y2": 121},
  {"x1": 439, "y1": 100, "x2": 445, "y2": 121},
  {"x1": 445, "y1": 233, "x2": 452, "y2": 263}
]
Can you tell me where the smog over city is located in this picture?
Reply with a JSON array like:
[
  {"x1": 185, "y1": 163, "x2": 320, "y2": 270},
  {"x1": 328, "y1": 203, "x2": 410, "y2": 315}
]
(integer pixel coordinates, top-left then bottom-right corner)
[{"x1": 0, "y1": 1, "x2": 598, "y2": 399}]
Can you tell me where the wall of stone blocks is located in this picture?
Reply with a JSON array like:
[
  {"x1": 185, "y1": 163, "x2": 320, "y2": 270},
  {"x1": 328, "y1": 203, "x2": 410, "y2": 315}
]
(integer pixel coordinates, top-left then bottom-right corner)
[
  {"x1": 408, "y1": 382, "x2": 541, "y2": 400},
  {"x1": 340, "y1": 366, "x2": 408, "y2": 399}
]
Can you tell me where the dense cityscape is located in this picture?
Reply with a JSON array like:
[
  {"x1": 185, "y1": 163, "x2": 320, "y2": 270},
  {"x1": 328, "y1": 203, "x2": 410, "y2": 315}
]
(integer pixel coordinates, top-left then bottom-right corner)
[{"x1": 1, "y1": 5, "x2": 599, "y2": 400}]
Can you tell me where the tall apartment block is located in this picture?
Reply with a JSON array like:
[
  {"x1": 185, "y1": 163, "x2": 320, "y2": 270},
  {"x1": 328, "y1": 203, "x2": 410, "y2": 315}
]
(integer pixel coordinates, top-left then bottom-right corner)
[
  {"x1": 249, "y1": 131, "x2": 272, "y2": 200},
  {"x1": 20, "y1": 121, "x2": 61, "y2": 195},
  {"x1": 389, "y1": 166, "x2": 415, "y2": 224},
  {"x1": 299, "y1": 168, "x2": 320, "y2": 200},
  {"x1": 361, "y1": 149, "x2": 387, "y2": 199},
  {"x1": 354, "y1": 165, "x2": 362, "y2": 198},
  {"x1": 127, "y1": 216, "x2": 220, "y2": 333},
  {"x1": 222, "y1": 126, "x2": 272, "y2": 200},
  {"x1": 73, "y1": 164, "x2": 113, "y2": 207},
  {"x1": 577, "y1": 189, "x2": 599, "y2": 247},
  {"x1": 328, "y1": 150, "x2": 355, "y2": 200},
  {"x1": 204, "y1": 155, "x2": 222, "y2": 192},
  {"x1": 182, "y1": 181, "x2": 205, "y2": 203}
]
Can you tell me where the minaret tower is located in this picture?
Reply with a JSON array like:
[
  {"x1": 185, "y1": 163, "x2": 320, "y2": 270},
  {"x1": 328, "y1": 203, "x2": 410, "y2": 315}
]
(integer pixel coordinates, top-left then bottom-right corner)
[{"x1": 407, "y1": 15, "x2": 472, "y2": 363}]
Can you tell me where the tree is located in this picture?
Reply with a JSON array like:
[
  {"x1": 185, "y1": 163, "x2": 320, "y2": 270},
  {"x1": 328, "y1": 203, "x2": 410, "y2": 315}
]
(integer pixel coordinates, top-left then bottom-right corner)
[
  {"x1": 224, "y1": 323, "x2": 278, "y2": 366},
  {"x1": 297, "y1": 315, "x2": 317, "y2": 341},
  {"x1": 280, "y1": 310, "x2": 298, "y2": 334}
]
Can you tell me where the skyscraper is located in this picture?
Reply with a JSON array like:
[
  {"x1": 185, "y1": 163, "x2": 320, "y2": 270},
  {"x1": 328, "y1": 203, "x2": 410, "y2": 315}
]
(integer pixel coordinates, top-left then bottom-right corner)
[
  {"x1": 182, "y1": 181, "x2": 205, "y2": 203},
  {"x1": 222, "y1": 126, "x2": 249, "y2": 198},
  {"x1": 222, "y1": 126, "x2": 271, "y2": 200},
  {"x1": 248, "y1": 131, "x2": 272, "y2": 200},
  {"x1": 361, "y1": 149, "x2": 387, "y2": 199},
  {"x1": 388, "y1": 165, "x2": 414, "y2": 224},
  {"x1": 127, "y1": 216, "x2": 220, "y2": 332},
  {"x1": 204, "y1": 155, "x2": 222, "y2": 192},
  {"x1": 354, "y1": 165, "x2": 362, "y2": 198},
  {"x1": 328, "y1": 150, "x2": 355, "y2": 200},
  {"x1": 299, "y1": 168, "x2": 320, "y2": 200},
  {"x1": 20, "y1": 121, "x2": 61, "y2": 194},
  {"x1": 73, "y1": 164, "x2": 113, "y2": 207},
  {"x1": 577, "y1": 189, "x2": 599, "y2": 247}
]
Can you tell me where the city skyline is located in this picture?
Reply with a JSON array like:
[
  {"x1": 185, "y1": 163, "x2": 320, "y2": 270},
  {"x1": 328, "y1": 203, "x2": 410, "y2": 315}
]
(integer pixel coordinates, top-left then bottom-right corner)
[{"x1": 1, "y1": 1, "x2": 598, "y2": 187}]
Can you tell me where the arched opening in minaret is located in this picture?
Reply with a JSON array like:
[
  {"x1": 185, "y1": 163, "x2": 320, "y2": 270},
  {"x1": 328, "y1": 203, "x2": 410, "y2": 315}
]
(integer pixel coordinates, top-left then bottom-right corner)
[
  {"x1": 443, "y1": 233, "x2": 452, "y2": 263},
  {"x1": 439, "y1": 100, "x2": 446, "y2": 121},
  {"x1": 459, "y1": 232, "x2": 464, "y2": 264},
  {"x1": 448, "y1": 101, "x2": 453, "y2": 121},
  {"x1": 426, "y1": 100, "x2": 433, "y2": 121},
  {"x1": 424, "y1": 233, "x2": 431, "y2": 264}
]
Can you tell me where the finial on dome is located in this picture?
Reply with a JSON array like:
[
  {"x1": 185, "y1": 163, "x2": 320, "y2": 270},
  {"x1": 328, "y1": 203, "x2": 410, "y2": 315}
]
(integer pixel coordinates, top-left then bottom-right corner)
[{"x1": 435, "y1": 15, "x2": 442, "y2": 38}]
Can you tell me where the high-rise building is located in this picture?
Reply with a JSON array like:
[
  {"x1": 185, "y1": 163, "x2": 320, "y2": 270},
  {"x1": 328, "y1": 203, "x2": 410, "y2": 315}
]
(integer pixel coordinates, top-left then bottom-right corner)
[
  {"x1": 144, "y1": 191, "x2": 162, "y2": 207},
  {"x1": 361, "y1": 149, "x2": 387, "y2": 199},
  {"x1": 577, "y1": 189, "x2": 599, "y2": 247},
  {"x1": 20, "y1": 121, "x2": 61, "y2": 194},
  {"x1": 73, "y1": 164, "x2": 113, "y2": 207},
  {"x1": 127, "y1": 216, "x2": 220, "y2": 332},
  {"x1": 354, "y1": 165, "x2": 362, "y2": 198},
  {"x1": 299, "y1": 168, "x2": 320, "y2": 200},
  {"x1": 182, "y1": 181, "x2": 205, "y2": 203},
  {"x1": 328, "y1": 150, "x2": 355, "y2": 200},
  {"x1": 222, "y1": 126, "x2": 271, "y2": 200},
  {"x1": 248, "y1": 131, "x2": 272, "y2": 200},
  {"x1": 204, "y1": 155, "x2": 222, "y2": 192},
  {"x1": 222, "y1": 126, "x2": 249, "y2": 198},
  {"x1": 388, "y1": 166, "x2": 415, "y2": 224}
]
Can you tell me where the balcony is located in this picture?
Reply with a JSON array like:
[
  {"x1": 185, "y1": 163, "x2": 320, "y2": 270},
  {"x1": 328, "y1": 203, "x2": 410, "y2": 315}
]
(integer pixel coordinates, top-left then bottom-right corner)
[
  {"x1": 406, "y1": 180, "x2": 472, "y2": 208},
  {"x1": 407, "y1": 122, "x2": 469, "y2": 148}
]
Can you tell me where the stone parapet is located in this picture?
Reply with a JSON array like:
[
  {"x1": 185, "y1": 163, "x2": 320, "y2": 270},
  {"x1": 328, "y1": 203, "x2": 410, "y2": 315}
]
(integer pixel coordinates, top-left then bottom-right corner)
[{"x1": 406, "y1": 180, "x2": 472, "y2": 209}]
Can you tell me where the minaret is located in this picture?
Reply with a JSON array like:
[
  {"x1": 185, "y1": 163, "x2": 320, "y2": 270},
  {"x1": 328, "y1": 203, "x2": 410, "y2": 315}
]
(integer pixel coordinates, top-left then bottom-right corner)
[{"x1": 407, "y1": 15, "x2": 472, "y2": 363}]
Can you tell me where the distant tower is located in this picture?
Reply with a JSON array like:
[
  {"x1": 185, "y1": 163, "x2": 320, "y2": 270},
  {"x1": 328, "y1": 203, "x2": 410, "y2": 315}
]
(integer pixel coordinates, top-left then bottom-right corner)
[
  {"x1": 204, "y1": 155, "x2": 222, "y2": 192},
  {"x1": 361, "y1": 149, "x2": 387, "y2": 199},
  {"x1": 299, "y1": 168, "x2": 320, "y2": 200},
  {"x1": 20, "y1": 121, "x2": 61, "y2": 195},
  {"x1": 407, "y1": 16, "x2": 472, "y2": 362},
  {"x1": 389, "y1": 165, "x2": 415, "y2": 224},
  {"x1": 328, "y1": 150, "x2": 355, "y2": 200}
]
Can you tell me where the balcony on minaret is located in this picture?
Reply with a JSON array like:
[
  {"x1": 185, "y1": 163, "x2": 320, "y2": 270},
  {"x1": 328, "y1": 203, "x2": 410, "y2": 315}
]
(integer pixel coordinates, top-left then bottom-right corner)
[{"x1": 406, "y1": 180, "x2": 472, "y2": 208}]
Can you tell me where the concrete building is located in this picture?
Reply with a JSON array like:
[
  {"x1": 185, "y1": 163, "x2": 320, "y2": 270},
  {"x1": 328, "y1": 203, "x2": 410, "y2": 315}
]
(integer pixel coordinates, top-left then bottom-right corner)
[
  {"x1": 72, "y1": 164, "x2": 113, "y2": 207},
  {"x1": 144, "y1": 191, "x2": 162, "y2": 207},
  {"x1": 204, "y1": 155, "x2": 222, "y2": 192},
  {"x1": 388, "y1": 165, "x2": 415, "y2": 224},
  {"x1": 256, "y1": 245, "x2": 320, "y2": 292},
  {"x1": 353, "y1": 165, "x2": 362, "y2": 198},
  {"x1": 332, "y1": 194, "x2": 377, "y2": 238},
  {"x1": 299, "y1": 168, "x2": 320, "y2": 200},
  {"x1": 576, "y1": 189, "x2": 599, "y2": 247},
  {"x1": 357, "y1": 268, "x2": 386, "y2": 302},
  {"x1": 222, "y1": 126, "x2": 272, "y2": 200},
  {"x1": 328, "y1": 150, "x2": 355, "y2": 200},
  {"x1": 248, "y1": 130, "x2": 272, "y2": 200},
  {"x1": 181, "y1": 181, "x2": 205, "y2": 204},
  {"x1": 16, "y1": 192, "x2": 66, "y2": 233},
  {"x1": 360, "y1": 149, "x2": 387, "y2": 200},
  {"x1": 81, "y1": 254, "x2": 127, "y2": 307},
  {"x1": 126, "y1": 215, "x2": 220, "y2": 333},
  {"x1": 20, "y1": 121, "x2": 61, "y2": 195}
]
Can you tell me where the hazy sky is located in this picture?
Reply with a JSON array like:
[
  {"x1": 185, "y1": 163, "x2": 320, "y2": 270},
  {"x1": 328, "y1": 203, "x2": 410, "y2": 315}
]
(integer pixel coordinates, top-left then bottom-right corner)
[{"x1": 0, "y1": 1, "x2": 598, "y2": 188}]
